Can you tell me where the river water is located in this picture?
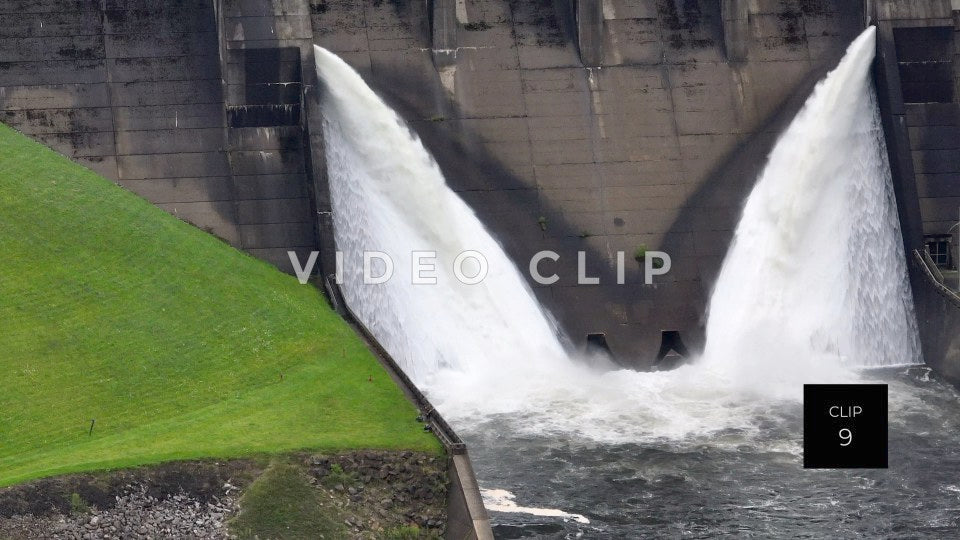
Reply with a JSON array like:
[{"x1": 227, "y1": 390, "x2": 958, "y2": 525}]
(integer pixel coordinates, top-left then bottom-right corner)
[{"x1": 466, "y1": 366, "x2": 960, "y2": 538}]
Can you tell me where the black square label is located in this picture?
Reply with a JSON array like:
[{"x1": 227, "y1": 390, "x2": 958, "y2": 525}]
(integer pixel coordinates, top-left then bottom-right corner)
[{"x1": 803, "y1": 384, "x2": 887, "y2": 469}]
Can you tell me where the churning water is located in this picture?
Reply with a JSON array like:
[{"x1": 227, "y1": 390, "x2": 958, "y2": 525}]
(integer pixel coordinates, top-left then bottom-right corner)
[
  {"x1": 315, "y1": 26, "x2": 958, "y2": 537},
  {"x1": 468, "y1": 366, "x2": 960, "y2": 538}
]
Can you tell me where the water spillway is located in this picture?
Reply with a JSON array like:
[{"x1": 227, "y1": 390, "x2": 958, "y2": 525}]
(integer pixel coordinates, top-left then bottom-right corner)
[
  {"x1": 316, "y1": 26, "x2": 918, "y2": 412},
  {"x1": 702, "y1": 26, "x2": 922, "y2": 379},
  {"x1": 313, "y1": 46, "x2": 568, "y2": 385}
]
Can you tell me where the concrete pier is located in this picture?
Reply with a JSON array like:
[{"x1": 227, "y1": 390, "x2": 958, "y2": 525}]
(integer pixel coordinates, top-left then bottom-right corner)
[
  {"x1": 870, "y1": 0, "x2": 960, "y2": 384},
  {"x1": 576, "y1": 0, "x2": 604, "y2": 66}
]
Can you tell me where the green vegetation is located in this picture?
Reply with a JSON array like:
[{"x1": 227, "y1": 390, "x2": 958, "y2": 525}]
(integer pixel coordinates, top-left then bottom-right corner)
[
  {"x1": 384, "y1": 525, "x2": 434, "y2": 539},
  {"x1": 0, "y1": 123, "x2": 439, "y2": 488},
  {"x1": 230, "y1": 461, "x2": 346, "y2": 539},
  {"x1": 69, "y1": 492, "x2": 89, "y2": 515},
  {"x1": 634, "y1": 244, "x2": 664, "y2": 269},
  {"x1": 320, "y1": 462, "x2": 356, "y2": 489},
  {"x1": 537, "y1": 216, "x2": 548, "y2": 231}
]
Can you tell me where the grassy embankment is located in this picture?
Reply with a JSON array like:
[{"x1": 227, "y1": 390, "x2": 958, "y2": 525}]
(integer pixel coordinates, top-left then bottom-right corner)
[{"x1": 0, "y1": 122, "x2": 439, "y2": 488}]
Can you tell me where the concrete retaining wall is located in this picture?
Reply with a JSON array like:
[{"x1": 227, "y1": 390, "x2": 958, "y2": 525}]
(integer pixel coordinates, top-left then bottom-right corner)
[
  {"x1": 323, "y1": 278, "x2": 493, "y2": 540},
  {"x1": 912, "y1": 250, "x2": 960, "y2": 385}
]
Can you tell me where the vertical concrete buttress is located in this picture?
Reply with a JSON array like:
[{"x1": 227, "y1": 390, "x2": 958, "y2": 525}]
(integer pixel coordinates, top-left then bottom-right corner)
[
  {"x1": 576, "y1": 0, "x2": 604, "y2": 66},
  {"x1": 869, "y1": 0, "x2": 960, "y2": 382},
  {"x1": 871, "y1": 7, "x2": 925, "y2": 254},
  {"x1": 721, "y1": 0, "x2": 749, "y2": 63},
  {"x1": 432, "y1": 0, "x2": 458, "y2": 68},
  {"x1": 303, "y1": 52, "x2": 339, "y2": 282}
]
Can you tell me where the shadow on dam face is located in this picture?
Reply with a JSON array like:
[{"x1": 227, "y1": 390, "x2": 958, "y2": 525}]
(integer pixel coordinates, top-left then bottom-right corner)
[
  {"x1": 661, "y1": 43, "x2": 859, "y2": 295},
  {"x1": 347, "y1": 54, "x2": 853, "y2": 370},
  {"x1": 313, "y1": 0, "x2": 865, "y2": 370}
]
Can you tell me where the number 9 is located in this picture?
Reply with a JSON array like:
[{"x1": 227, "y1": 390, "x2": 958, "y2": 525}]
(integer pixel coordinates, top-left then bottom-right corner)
[{"x1": 839, "y1": 428, "x2": 852, "y2": 446}]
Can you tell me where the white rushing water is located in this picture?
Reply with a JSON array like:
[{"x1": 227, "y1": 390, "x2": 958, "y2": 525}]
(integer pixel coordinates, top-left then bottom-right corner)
[
  {"x1": 702, "y1": 26, "x2": 921, "y2": 385},
  {"x1": 315, "y1": 26, "x2": 920, "y2": 445},
  {"x1": 314, "y1": 46, "x2": 567, "y2": 384}
]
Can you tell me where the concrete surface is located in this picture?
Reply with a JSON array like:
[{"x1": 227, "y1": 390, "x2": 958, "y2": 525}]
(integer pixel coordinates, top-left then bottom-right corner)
[
  {"x1": 3, "y1": 0, "x2": 956, "y2": 369},
  {"x1": 0, "y1": 0, "x2": 319, "y2": 273},
  {"x1": 912, "y1": 250, "x2": 960, "y2": 386}
]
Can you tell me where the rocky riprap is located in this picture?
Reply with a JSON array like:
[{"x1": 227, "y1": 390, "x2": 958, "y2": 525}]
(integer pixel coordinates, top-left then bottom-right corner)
[
  {"x1": 0, "y1": 484, "x2": 237, "y2": 539},
  {"x1": 0, "y1": 451, "x2": 448, "y2": 539},
  {"x1": 304, "y1": 451, "x2": 447, "y2": 537}
]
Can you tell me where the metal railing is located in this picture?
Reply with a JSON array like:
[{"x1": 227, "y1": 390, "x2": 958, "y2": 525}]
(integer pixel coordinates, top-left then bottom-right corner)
[{"x1": 914, "y1": 249, "x2": 960, "y2": 307}]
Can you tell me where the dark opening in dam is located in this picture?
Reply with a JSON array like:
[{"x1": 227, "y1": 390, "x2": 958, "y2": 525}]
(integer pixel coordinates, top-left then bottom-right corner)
[{"x1": 227, "y1": 47, "x2": 303, "y2": 128}]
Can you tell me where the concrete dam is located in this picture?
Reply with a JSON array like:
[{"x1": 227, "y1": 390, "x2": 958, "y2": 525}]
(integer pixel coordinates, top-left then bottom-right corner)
[{"x1": 1, "y1": 0, "x2": 958, "y2": 377}]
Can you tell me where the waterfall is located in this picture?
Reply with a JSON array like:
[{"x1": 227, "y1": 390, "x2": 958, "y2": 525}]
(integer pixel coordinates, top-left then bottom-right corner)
[
  {"x1": 702, "y1": 26, "x2": 922, "y2": 381},
  {"x1": 314, "y1": 46, "x2": 567, "y2": 385}
]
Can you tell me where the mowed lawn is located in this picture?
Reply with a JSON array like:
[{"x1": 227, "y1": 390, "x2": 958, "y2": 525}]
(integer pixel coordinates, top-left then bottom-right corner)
[{"x1": 0, "y1": 123, "x2": 439, "y2": 487}]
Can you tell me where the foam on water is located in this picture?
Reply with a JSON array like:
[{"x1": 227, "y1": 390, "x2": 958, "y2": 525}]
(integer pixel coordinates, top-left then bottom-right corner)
[
  {"x1": 480, "y1": 489, "x2": 590, "y2": 524},
  {"x1": 315, "y1": 26, "x2": 921, "y2": 447}
]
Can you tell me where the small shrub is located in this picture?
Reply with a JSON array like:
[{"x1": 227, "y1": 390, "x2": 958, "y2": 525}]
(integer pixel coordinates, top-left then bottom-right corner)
[
  {"x1": 322, "y1": 462, "x2": 357, "y2": 488},
  {"x1": 230, "y1": 462, "x2": 345, "y2": 539},
  {"x1": 537, "y1": 216, "x2": 548, "y2": 231},
  {"x1": 634, "y1": 245, "x2": 664, "y2": 269},
  {"x1": 69, "y1": 492, "x2": 88, "y2": 515}
]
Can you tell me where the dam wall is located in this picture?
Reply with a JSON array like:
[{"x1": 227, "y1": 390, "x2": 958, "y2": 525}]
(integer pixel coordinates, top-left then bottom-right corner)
[
  {"x1": 913, "y1": 249, "x2": 960, "y2": 384},
  {"x1": 0, "y1": 0, "x2": 864, "y2": 365},
  {"x1": 871, "y1": 0, "x2": 960, "y2": 384},
  {"x1": 6, "y1": 1, "x2": 955, "y2": 368}
]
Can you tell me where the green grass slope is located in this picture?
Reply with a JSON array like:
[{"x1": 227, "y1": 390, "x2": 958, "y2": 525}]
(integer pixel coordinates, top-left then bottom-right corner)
[{"x1": 0, "y1": 123, "x2": 439, "y2": 487}]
